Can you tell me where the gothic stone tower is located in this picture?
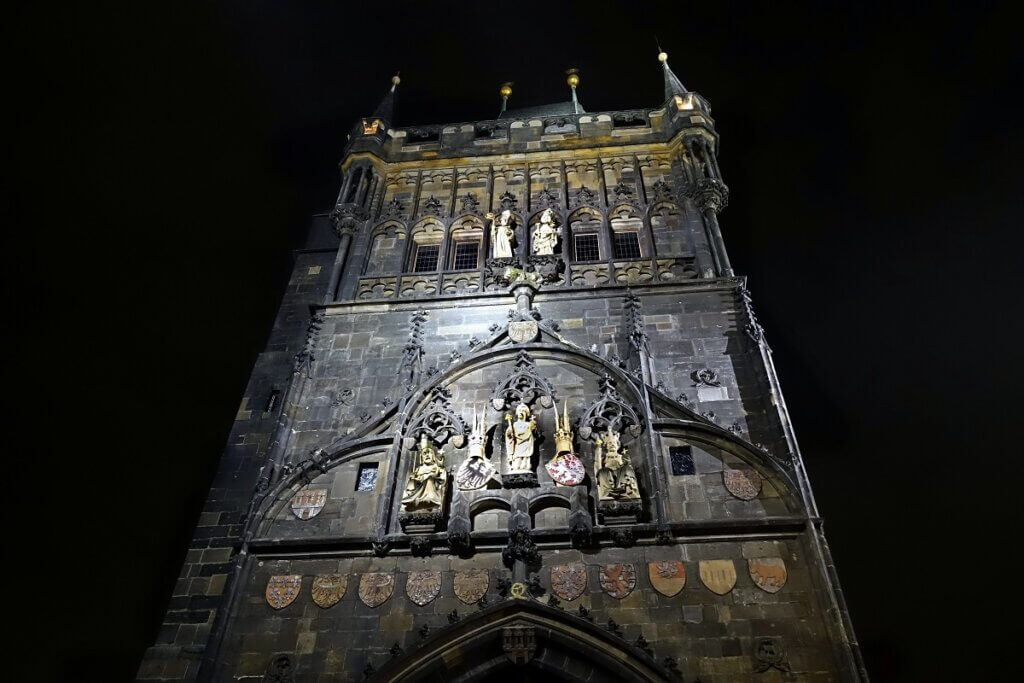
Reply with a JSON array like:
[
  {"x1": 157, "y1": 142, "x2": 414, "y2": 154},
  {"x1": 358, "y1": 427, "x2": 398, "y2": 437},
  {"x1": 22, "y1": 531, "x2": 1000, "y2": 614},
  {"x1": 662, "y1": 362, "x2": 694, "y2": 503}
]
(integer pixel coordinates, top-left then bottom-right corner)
[{"x1": 138, "y1": 55, "x2": 865, "y2": 682}]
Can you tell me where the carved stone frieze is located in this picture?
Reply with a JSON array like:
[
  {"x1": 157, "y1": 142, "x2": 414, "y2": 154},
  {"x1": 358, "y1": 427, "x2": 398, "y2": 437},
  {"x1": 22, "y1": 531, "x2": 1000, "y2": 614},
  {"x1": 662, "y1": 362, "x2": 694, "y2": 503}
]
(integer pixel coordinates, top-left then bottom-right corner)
[
  {"x1": 441, "y1": 272, "x2": 481, "y2": 294},
  {"x1": 613, "y1": 260, "x2": 655, "y2": 285},
  {"x1": 490, "y1": 350, "x2": 555, "y2": 410},
  {"x1": 404, "y1": 386, "x2": 467, "y2": 449},
  {"x1": 399, "y1": 274, "x2": 439, "y2": 298},
  {"x1": 577, "y1": 375, "x2": 643, "y2": 440},
  {"x1": 356, "y1": 276, "x2": 397, "y2": 300},
  {"x1": 570, "y1": 262, "x2": 610, "y2": 287},
  {"x1": 656, "y1": 257, "x2": 698, "y2": 281}
]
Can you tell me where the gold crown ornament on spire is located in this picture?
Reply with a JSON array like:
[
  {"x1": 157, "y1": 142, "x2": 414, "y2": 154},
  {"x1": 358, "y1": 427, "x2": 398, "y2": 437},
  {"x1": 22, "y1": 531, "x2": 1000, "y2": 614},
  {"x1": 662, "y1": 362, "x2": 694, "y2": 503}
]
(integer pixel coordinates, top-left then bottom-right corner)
[{"x1": 553, "y1": 401, "x2": 574, "y2": 455}]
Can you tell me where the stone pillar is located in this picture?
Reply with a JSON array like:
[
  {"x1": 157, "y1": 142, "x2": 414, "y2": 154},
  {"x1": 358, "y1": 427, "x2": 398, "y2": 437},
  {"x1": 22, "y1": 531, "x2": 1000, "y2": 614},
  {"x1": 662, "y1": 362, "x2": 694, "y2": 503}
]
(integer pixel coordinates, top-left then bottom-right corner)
[
  {"x1": 324, "y1": 227, "x2": 354, "y2": 303},
  {"x1": 695, "y1": 181, "x2": 732, "y2": 277}
]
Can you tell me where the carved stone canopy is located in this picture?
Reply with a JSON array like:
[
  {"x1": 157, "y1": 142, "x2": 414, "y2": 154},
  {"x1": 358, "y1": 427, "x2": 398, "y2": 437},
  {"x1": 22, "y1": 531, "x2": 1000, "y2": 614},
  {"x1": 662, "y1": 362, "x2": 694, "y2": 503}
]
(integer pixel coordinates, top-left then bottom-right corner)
[
  {"x1": 490, "y1": 350, "x2": 555, "y2": 411},
  {"x1": 577, "y1": 374, "x2": 643, "y2": 440},
  {"x1": 403, "y1": 386, "x2": 467, "y2": 450}
]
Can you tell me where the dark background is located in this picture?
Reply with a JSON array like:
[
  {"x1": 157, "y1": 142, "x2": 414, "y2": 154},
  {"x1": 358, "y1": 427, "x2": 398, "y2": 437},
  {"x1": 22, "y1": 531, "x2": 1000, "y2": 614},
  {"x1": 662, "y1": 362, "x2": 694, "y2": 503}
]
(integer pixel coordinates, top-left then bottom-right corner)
[{"x1": 11, "y1": 2, "x2": 1021, "y2": 681}]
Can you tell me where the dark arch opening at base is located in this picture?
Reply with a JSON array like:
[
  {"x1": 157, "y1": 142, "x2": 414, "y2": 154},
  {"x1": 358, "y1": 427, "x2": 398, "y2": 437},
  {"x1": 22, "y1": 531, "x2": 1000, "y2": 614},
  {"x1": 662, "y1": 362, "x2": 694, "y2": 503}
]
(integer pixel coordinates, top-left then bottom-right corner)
[{"x1": 369, "y1": 599, "x2": 680, "y2": 683}]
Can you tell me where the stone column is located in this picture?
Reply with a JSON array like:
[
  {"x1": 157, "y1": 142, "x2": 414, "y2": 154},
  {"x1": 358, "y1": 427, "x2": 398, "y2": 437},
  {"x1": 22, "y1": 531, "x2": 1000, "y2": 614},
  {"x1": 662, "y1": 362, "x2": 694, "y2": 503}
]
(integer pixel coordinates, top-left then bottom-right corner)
[{"x1": 695, "y1": 182, "x2": 732, "y2": 277}]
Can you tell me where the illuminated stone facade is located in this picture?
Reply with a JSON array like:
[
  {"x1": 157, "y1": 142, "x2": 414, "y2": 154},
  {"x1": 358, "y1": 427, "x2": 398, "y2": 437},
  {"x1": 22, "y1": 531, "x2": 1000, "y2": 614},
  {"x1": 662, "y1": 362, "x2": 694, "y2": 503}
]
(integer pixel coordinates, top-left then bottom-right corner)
[{"x1": 138, "y1": 59, "x2": 865, "y2": 682}]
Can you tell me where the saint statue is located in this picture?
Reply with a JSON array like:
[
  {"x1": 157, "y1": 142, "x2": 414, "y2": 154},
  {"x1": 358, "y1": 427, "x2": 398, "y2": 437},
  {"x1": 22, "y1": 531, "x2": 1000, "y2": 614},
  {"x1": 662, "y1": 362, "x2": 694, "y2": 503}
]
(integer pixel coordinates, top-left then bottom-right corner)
[
  {"x1": 531, "y1": 208, "x2": 558, "y2": 255},
  {"x1": 593, "y1": 427, "x2": 640, "y2": 501},
  {"x1": 489, "y1": 210, "x2": 516, "y2": 259},
  {"x1": 401, "y1": 434, "x2": 448, "y2": 510},
  {"x1": 504, "y1": 403, "x2": 537, "y2": 473}
]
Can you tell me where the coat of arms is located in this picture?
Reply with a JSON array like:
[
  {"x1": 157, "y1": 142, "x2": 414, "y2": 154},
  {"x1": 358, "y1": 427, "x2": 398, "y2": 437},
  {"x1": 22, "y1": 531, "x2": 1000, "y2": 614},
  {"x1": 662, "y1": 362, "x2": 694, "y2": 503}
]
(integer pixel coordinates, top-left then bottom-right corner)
[
  {"x1": 289, "y1": 487, "x2": 328, "y2": 520},
  {"x1": 550, "y1": 563, "x2": 588, "y2": 602},
  {"x1": 598, "y1": 563, "x2": 636, "y2": 599},
  {"x1": 455, "y1": 456, "x2": 498, "y2": 490},
  {"x1": 508, "y1": 320, "x2": 539, "y2": 344},
  {"x1": 748, "y1": 557, "x2": 788, "y2": 593},
  {"x1": 358, "y1": 572, "x2": 394, "y2": 608},
  {"x1": 265, "y1": 575, "x2": 302, "y2": 610},
  {"x1": 406, "y1": 569, "x2": 442, "y2": 606},
  {"x1": 545, "y1": 451, "x2": 586, "y2": 486},
  {"x1": 453, "y1": 569, "x2": 489, "y2": 604},
  {"x1": 699, "y1": 560, "x2": 737, "y2": 595},
  {"x1": 648, "y1": 561, "x2": 686, "y2": 597},
  {"x1": 311, "y1": 574, "x2": 347, "y2": 608},
  {"x1": 723, "y1": 469, "x2": 762, "y2": 500}
]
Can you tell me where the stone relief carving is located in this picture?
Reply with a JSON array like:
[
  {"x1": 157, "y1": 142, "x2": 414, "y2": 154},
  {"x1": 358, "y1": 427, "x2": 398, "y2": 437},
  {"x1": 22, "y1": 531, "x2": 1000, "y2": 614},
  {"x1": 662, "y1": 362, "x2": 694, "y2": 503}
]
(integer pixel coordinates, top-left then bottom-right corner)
[
  {"x1": 490, "y1": 350, "x2": 555, "y2": 410},
  {"x1": 545, "y1": 402, "x2": 586, "y2": 486},
  {"x1": 454, "y1": 407, "x2": 498, "y2": 490}
]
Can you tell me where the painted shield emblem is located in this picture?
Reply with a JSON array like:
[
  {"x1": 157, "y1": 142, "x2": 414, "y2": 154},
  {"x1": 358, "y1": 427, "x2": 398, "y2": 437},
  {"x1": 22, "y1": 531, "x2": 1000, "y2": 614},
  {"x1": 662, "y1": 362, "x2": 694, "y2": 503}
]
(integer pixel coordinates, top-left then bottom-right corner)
[
  {"x1": 454, "y1": 569, "x2": 489, "y2": 604},
  {"x1": 358, "y1": 572, "x2": 395, "y2": 608},
  {"x1": 265, "y1": 575, "x2": 302, "y2": 610},
  {"x1": 748, "y1": 557, "x2": 788, "y2": 593},
  {"x1": 290, "y1": 487, "x2": 328, "y2": 520},
  {"x1": 406, "y1": 570, "x2": 442, "y2": 606},
  {"x1": 508, "y1": 320, "x2": 539, "y2": 344},
  {"x1": 723, "y1": 469, "x2": 762, "y2": 500},
  {"x1": 550, "y1": 563, "x2": 588, "y2": 602},
  {"x1": 648, "y1": 561, "x2": 686, "y2": 597},
  {"x1": 699, "y1": 560, "x2": 737, "y2": 595},
  {"x1": 311, "y1": 574, "x2": 348, "y2": 608},
  {"x1": 545, "y1": 452, "x2": 586, "y2": 486},
  {"x1": 599, "y1": 563, "x2": 637, "y2": 599},
  {"x1": 456, "y1": 457, "x2": 497, "y2": 490}
]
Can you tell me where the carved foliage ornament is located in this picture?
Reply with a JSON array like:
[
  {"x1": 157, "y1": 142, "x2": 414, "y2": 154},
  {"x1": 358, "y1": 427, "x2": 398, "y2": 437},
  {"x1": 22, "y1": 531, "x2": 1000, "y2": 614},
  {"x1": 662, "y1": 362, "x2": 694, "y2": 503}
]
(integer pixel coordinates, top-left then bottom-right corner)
[
  {"x1": 358, "y1": 573, "x2": 395, "y2": 607},
  {"x1": 599, "y1": 563, "x2": 637, "y2": 599},
  {"x1": 453, "y1": 569, "x2": 489, "y2": 604},
  {"x1": 266, "y1": 575, "x2": 302, "y2": 610},
  {"x1": 406, "y1": 570, "x2": 442, "y2": 606},
  {"x1": 648, "y1": 561, "x2": 686, "y2": 597},
  {"x1": 723, "y1": 468, "x2": 762, "y2": 500},
  {"x1": 490, "y1": 350, "x2": 555, "y2": 410},
  {"x1": 289, "y1": 487, "x2": 327, "y2": 520},
  {"x1": 311, "y1": 574, "x2": 348, "y2": 609},
  {"x1": 550, "y1": 563, "x2": 588, "y2": 602},
  {"x1": 404, "y1": 386, "x2": 467, "y2": 450}
]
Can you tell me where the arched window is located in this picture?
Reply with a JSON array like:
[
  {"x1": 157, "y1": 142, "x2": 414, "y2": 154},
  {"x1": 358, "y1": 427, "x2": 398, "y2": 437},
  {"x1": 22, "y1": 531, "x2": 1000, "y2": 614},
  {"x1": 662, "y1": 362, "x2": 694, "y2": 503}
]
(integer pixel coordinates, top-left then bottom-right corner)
[
  {"x1": 567, "y1": 207, "x2": 603, "y2": 262},
  {"x1": 448, "y1": 215, "x2": 484, "y2": 270},
  {"x1": 408, "y1": 218, "x2": 444, "y2": 273},
  {"x1": 608, "y1": 205, "x2": 644, "y2": 260}
]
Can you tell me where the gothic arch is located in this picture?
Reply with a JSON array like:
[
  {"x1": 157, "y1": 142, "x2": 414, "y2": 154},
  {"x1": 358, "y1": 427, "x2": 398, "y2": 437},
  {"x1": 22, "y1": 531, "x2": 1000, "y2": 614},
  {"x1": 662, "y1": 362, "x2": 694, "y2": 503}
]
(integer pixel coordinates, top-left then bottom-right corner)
[
  {"x1": 368, "y1": 598, "x2": 678, "y2": 683},
  {"x1": 364, "y1": 219, "x2": 408, "y2": 275}
]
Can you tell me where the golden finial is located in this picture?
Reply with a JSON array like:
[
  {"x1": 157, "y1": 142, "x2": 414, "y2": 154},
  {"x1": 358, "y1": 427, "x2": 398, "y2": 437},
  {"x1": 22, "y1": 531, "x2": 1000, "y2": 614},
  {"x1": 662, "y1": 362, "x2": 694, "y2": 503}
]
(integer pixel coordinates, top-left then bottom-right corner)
[
  {"x1": 391, "y1": 73, "x2": 401, "y2": 86},
  {"x1": 658, "y1": 51, "x2": 669, "y2": 63},
  {"x1": 499, "y1": 82, "x2": 513, "y2": 98},
  {"x1": 566, "y1": 68, "x2": 580, "y2": 89}
]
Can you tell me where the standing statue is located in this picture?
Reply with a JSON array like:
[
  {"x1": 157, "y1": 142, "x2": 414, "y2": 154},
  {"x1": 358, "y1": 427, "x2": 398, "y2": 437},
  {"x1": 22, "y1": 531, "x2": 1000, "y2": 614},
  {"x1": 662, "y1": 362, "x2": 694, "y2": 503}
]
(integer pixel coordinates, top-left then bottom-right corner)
[
  {"x1": 545, "y1": 401, "x2": 586, "y2": 486},
  {"x1": 401, "y1": 434, "x2": 448, "y2": 510},
  {"x1": 489, "y1": 210, "x2": 516, "y2": 259},
  {"x1": 504, "y1": 403, "x2": 537, "y2": 473},
  {"x1": 531, "y1": 208, "x2": 558, "y2": 255},
  {"x1": 593, "y1": 427, "x2": 640, "y2": 501}
]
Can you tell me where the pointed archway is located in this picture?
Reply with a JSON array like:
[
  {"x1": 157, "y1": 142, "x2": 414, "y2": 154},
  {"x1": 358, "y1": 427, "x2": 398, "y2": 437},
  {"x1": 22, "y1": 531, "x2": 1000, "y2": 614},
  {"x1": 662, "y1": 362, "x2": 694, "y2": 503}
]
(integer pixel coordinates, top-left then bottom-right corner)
[{"x1": 369, "y1": 598, "x2": 680, "y2": 683}]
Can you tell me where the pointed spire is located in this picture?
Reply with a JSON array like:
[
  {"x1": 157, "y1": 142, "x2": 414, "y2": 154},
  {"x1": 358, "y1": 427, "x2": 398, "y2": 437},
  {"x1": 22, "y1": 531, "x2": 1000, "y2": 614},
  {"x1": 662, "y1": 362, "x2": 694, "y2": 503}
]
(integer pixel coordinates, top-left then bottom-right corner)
[
  {"x1": 658, "y1": 50, "x2": 688, "y2": 101},
  {"x1": 372, "y1": 73, "x2": 400, "y2": 123}
]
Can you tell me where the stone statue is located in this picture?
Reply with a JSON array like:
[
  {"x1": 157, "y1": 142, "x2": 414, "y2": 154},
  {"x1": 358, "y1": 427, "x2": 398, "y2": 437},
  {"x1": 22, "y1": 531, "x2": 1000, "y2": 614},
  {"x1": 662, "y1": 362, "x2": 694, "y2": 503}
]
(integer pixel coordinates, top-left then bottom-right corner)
[
  {"x1": 545, "y1": 401, "x2": 586, "y2": 486},
  {"x1": 593, "y1": 427, "x2": 640, "y2": 501},
  {"x1": 402, "y1": 434, "x2": 448, "y2": 510},
  {"x1": 489, "y1": 210, "x2": 516, "y2": 259},
  {"x1": 504, "y1": 403, "x2": 537, "y2": 473},
  {"x1": 455, "y1": 406, "x2": 497, "y2": 490},
  {"x1": 531, "y1": 208, "x2": 558, "y2": 255}
]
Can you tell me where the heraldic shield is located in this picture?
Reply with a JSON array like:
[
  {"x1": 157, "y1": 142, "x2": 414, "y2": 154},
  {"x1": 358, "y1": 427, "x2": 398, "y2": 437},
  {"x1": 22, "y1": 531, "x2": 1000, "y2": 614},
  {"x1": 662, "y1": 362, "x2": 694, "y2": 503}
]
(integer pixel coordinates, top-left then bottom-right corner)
[
  {"x1": 358, "y1": 572, "x2": 395, "y2": 608},
  {"x1": 550, "y1": 563, "x2": 587, "y2": 602},
  {"x1": 648, "y1": 561, "x2": 686, "y2": 597},
  {"x1": 311, "y1": 574, "x2": 347, "y2": 608},
  {"x1": 599, "y1": 563, "x2": 637, "y2": 599},
  {"x1": 265, "y1": 575, "x2": 302, "y2": 610},
  {"x1": 406, "y1": 570, "x2": 442, "y2": 606},
  {"x1": 699, "y1": 560, "x2": 737, "y2": 595},
  {"x1": 748, "y1": 557, "x2": 788, "y2": 593},
  {"x1": 453, "y1": 569, "x2": 489, "y2": 604},
  {"x1": 723, "y1": 469, "x2": 762, "y2": 500},
  {"x1": 545, "y1": 452, "x2": 586, "y2": 486},
  {"x1": 290, "y1": 487, "x2": 328, "y2": 520}
]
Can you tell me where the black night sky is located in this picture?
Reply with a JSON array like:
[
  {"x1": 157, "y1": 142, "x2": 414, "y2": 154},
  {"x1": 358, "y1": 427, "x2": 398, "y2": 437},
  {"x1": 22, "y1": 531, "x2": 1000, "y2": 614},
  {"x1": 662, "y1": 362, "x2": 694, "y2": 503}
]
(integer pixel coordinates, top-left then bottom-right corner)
[{"x1": 12, "y1": 2, "x2": 1021, "y2": 681}]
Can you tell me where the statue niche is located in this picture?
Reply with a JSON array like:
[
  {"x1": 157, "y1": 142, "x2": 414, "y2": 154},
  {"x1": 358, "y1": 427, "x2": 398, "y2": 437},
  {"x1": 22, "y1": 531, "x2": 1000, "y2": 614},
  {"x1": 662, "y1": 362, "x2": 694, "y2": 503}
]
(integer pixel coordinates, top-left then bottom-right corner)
[
  {"x1": 400, "y1": 434, "x2": 449, "y2": 532},
  {"x1": 488, "y1": 210, "x2": 517, "y2": 264},
  {"x1": 593, "y1": 427, "x2": 641, "y2": 523},
  {"x1": 503, "y1": 403, "x2": 539, "y2": 488},
  {"x1": 527, "y1": 208, "x2": 563, "y2": 283}
]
